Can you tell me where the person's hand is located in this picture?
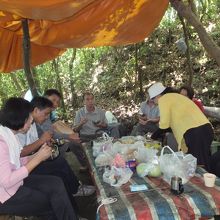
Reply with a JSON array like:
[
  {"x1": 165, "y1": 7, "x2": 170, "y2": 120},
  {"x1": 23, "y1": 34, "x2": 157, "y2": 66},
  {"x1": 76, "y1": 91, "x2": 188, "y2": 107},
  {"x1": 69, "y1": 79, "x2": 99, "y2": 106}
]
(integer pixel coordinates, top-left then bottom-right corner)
[
  {"x1": 80, "y1": 117, "x2": 88, "y2": 125},
  {"x1": 96, "y1": 121, "x2": 107, "y2": 128},
  {"x1": 139, "y1": 118, "x2": 148, "y2": 125},
  {"x1": 68, "y1": 133, "x2": 81, "y2": 143},
  {"x1": 40, "y1": 131, "x2": 52, "y2": 144},
  {"x1": 138, "y1": 115, "x2": 147, "y2": 121},
  {"x1": 34, "y1": 143, "x2": 52, "y2": 162}
]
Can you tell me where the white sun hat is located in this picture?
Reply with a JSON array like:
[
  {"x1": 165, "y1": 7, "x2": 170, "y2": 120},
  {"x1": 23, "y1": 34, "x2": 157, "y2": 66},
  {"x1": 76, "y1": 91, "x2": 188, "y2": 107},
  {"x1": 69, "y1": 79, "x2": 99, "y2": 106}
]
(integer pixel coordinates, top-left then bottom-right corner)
[{"x1": 148, "y1": 82, "x2": 166, "y2": 99}]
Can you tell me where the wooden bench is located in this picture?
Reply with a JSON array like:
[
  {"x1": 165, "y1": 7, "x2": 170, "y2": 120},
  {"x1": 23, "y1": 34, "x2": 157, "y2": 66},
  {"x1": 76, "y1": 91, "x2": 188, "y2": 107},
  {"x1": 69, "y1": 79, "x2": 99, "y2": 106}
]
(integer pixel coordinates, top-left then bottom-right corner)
[{"x1": 0, "y1": 216, "x2": 33, "y2": 220}]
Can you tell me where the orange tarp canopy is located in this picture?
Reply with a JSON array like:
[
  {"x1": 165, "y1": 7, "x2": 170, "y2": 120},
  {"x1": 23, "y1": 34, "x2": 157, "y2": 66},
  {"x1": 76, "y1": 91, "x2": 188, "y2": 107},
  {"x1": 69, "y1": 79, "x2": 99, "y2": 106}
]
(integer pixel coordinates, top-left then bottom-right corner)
[{"x1": 0, "y1": 0, "x2": 169, "y2": 72}]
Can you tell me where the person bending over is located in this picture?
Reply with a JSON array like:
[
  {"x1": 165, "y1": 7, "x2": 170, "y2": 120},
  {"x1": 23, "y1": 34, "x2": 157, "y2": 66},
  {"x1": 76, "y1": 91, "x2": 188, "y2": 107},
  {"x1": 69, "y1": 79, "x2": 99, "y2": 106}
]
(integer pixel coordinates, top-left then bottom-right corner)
[{"x1": 150, "y1": 82, "x2": 213, "y2": 171}]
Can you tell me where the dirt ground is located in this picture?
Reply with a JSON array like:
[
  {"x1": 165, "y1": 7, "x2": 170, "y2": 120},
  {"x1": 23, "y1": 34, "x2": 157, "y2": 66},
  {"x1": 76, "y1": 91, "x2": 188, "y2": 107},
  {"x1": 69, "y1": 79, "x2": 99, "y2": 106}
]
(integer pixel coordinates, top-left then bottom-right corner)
[{"x1": 65, "y1": 152, "x2": 97, "y2": 220}]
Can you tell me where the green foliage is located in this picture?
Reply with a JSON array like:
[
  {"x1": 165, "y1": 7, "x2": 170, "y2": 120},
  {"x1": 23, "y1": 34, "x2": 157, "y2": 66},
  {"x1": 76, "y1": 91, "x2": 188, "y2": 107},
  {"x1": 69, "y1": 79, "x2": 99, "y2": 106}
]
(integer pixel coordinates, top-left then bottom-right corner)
[{"x1": 0, "y1": 0, "x2": 220, "y2": 114}]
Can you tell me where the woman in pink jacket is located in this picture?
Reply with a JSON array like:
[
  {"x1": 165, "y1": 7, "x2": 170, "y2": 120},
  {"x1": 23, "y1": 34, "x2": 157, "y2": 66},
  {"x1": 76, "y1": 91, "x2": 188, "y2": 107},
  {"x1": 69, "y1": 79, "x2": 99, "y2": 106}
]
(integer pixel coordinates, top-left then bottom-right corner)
[{"x1": 0, "y1": 98, "x2": 77, "y2": 220}]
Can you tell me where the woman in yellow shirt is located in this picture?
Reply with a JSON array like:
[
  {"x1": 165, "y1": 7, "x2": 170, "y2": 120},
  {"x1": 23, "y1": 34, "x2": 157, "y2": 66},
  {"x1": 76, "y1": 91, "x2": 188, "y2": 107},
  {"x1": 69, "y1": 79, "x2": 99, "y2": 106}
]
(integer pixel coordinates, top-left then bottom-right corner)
[{"x1": 149, "y1": 82, "x2": 213, "y2": 171}]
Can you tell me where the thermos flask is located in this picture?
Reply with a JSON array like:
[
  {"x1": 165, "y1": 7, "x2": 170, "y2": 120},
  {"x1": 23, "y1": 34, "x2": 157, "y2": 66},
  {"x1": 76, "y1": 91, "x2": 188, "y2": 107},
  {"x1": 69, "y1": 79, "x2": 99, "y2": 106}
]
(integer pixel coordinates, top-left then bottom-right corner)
[{"x1": 171, "y1": 176, "x2": 184, "y2": 195}]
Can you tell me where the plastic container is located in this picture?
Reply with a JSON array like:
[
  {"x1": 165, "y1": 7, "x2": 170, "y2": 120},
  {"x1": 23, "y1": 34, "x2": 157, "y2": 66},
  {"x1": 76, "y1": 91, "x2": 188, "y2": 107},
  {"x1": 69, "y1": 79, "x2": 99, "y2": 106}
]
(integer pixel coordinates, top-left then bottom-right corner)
[{"x1": 204, "y1": 173, "x2": 216, "y2": 187}]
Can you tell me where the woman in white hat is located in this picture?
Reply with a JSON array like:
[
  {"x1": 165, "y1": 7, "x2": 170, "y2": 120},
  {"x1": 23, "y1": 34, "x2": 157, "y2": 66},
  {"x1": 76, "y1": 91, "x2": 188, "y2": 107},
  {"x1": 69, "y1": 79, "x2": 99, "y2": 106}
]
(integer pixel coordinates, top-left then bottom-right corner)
[{"x1": 149, "y1": 82, "x2": 213, "y2": 171}]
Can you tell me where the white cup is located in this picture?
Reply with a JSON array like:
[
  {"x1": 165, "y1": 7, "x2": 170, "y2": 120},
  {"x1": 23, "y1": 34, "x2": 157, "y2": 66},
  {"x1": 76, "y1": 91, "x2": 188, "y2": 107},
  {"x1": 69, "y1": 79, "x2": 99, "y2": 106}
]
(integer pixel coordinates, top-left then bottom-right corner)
[{"x1": 203, "y1": 173, "x2": 216, "y2": 187}]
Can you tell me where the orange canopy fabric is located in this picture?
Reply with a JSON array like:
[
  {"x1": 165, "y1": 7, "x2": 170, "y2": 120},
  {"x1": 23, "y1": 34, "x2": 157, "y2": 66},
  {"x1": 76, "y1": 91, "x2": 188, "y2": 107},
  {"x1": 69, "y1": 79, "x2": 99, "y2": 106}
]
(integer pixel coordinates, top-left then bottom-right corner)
[{"x1": 0, "y1": 0, "x2": 169, "y2": 72}]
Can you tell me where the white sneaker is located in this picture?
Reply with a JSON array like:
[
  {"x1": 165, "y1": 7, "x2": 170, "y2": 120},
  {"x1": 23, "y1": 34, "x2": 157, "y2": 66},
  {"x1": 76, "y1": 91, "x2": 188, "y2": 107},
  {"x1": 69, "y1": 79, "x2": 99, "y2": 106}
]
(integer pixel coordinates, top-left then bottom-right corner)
[
  {"x1": 78, "y1": 216, "x2": 88, "y2": 220},
  {"x1": 73, "y1": 185, "x2": 96, "y2": 197}
]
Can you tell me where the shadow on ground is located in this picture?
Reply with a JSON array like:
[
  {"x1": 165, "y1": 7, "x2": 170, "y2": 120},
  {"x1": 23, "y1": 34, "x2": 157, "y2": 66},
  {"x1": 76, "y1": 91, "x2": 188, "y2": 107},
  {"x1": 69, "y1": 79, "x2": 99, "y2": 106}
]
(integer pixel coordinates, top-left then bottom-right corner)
[{"x1": 65, "y1": 152, "x2": 97, "y2": 220}]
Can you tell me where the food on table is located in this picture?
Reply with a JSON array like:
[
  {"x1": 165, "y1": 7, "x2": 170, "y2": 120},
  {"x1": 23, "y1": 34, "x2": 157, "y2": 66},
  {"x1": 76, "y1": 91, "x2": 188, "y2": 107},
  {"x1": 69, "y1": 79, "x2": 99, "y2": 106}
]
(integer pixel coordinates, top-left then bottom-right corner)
[
  {"x1": 148, "y1": 165, "x2": 161, "y2": 177},
  {"x1": 137, "y1": 162, "x2": 161, "y2": 177}
]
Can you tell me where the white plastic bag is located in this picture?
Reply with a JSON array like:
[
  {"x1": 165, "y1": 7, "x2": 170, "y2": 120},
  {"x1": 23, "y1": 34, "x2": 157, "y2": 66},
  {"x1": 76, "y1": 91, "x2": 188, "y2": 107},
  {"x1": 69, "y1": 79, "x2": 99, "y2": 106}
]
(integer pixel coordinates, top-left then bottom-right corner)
[
  {"x1": 103, "y1": 166, "x2": 133, "y2": 187},
  {"x1": 134, "y1": 147, "x2": 158, "y2": 163},
  {"x1": 93, "y1": 133, "x2": 113, "y2": 157},
  {"x1": 159, "y1": 146, "x2": 197, "y2": 184},
  {"x1": 95, "y1": 152, "x2": 113, "y2": 167},
  {"x1": 112, "y1": 140, "x2": 145, "y2": 155}
]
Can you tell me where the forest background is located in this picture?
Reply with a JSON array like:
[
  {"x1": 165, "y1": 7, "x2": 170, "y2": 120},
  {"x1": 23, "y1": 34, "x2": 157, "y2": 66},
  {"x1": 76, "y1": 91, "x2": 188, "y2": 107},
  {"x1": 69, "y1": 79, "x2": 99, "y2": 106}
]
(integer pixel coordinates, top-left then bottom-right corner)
[{"x1": 0, "y1": 0, "x2": 219, "y2": 130}]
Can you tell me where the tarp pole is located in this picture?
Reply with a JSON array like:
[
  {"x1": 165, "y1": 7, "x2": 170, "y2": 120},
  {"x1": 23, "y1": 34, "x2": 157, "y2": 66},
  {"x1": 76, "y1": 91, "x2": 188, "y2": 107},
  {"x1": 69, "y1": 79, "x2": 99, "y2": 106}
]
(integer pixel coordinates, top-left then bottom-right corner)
[{"x1": 22, "y1": 19, "x2": 38, "y2": 97}]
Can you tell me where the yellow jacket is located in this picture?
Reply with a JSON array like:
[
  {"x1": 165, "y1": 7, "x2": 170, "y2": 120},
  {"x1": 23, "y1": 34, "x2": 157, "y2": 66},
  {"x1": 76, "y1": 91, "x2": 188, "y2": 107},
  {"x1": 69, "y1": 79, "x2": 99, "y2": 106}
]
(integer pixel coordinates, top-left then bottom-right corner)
[{"x1": 158, "y1": 93, "x2": 210, "y2": 152}]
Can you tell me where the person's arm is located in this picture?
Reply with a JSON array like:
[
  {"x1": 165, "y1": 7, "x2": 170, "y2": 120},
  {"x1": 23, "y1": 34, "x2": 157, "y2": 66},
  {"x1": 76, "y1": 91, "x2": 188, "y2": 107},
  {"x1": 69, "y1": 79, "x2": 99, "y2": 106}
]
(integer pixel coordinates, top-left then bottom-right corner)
[
  {"x1": 158, "y1": 98, "x2": 170, "y2": 129},
  {"x1": 73, "y1": 111, "x2": 88, "y2": 132},
  {"x1": 73, "y1": 118, "x2": 88, "y2": 132},
  {"x1": 147, "y1": 117, "x2": 160, "y2": 123},
  {"x1": 138, "y1": 115, "x2": 148, "y2": 121},
  {"x1": 96, "y1": 121, "x2": 107, "y2": 128},
  {"x1": 139, "y1": 117, "x2": 160, "y2": 125},
  {"x1": 20, "y1": 131, "x2": 52, "y2": 157},
  {"x1": 151, "y1": 128, "x2": 172, "y2": 140},
  {"x1": 25, "y1": 144, "x2": 52, "y2": 173},
  {"x1": 138, "y1": 102, "x2": 147, "y2": 119},
  {"x1": 96, "y1": 110, "x2": 108, "y2": 128},
  {"x1": 0, "y1": 140, "x2": 50, "y2": 188},
  {"x1": 67, "y1": 133, "x2": 81, "y2": 143},
  {"x1": 39, "y1": 118, "x2": 68, "y2": 140}
]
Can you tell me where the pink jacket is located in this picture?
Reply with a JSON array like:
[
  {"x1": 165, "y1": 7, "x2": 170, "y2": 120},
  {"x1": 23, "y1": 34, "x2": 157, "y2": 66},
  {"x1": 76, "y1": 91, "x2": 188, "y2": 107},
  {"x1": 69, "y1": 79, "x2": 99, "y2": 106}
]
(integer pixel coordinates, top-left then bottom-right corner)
[{"x1": 0, "y1": 136, "x2": 28, "y2": 204}]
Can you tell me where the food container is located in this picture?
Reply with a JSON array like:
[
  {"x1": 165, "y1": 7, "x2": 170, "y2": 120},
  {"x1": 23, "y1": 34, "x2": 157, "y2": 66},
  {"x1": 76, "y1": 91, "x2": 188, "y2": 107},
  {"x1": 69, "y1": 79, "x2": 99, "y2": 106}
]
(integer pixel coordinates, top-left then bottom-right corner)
[{"x1": 126, "y1": 159, "x2": 137, "y2": 172}]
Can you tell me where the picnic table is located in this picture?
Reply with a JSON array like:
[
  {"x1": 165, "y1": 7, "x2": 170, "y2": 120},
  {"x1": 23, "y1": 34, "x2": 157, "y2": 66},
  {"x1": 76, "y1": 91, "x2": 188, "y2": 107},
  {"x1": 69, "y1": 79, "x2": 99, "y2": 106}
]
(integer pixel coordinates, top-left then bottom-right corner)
[{"x1": 84, "y1": 145, "x2": 220, "y2": 220}]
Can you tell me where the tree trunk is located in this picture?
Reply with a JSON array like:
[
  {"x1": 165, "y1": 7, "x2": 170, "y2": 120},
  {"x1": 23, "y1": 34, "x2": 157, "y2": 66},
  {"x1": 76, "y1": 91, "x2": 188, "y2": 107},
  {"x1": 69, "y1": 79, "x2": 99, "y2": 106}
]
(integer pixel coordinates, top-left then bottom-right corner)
[
  {"x1": 31, "y1": 67, "x2": 40, "y2": 91},
  {"x1": 0, "y1": 75, "x2": 8, "y2": 102},
  {"x1": 52, "y1": 59, "x2": 67, "y2": 120},
  {"x1": 68, "y1": 49, "x2": 78, "y2": 109},
  {"x1": 170, "y1": 0, "x2": 220, "y2": 67},
  {"x1": 10, "y1": 72, "x2": 23, "y2": 92},
  {"x1": 178, "y1": 15, "x2": 194, "y2": 86},
  {"x1": 188, "y1": 0, "x2": 197, "y2": 15},
  {"x1": 135, "y1": 44, "x2": 144, "y2": 100},
  {"x1": 204, "y1": 106, "x2": 220, "y2": 121},
  {"x1": 22, "y1": 19, "x2": 38, "y2": 97}
]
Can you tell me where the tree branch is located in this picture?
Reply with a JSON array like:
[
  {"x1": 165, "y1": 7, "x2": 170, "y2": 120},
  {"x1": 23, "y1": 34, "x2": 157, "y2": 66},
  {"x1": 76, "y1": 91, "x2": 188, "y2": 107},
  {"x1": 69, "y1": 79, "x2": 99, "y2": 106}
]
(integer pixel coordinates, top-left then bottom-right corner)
[{"x1": 170, "y1": 0, "x2": 220, "y2": 66}]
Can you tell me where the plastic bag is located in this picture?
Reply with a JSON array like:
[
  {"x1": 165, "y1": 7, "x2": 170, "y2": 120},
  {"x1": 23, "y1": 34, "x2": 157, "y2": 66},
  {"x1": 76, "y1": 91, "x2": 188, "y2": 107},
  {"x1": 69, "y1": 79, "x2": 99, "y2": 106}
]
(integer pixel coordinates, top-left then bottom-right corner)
[
  {"x1": 159, "y1": 146, "x2": 197, "y2": 184},
  {"x1": 112, "y1": 140, "x2": 145, "y2": 155},
  {"x1": 95, "y1": 152, "x2": 113, "y2": 167},
  {"x1": 103, "y1": 166, "x2": 133, "y2": 187},
  {"x1": 176, "y1": 38, "x2": 187, "y2": 54},
  {"x1": 134, "y1": 147, "x2": 158, "y2": 163},
  {"x1": 93, "y1": 133, "x2": 113, "y2": 157},
  {"x1": 112, "y1": 153, "x2": 126, "y2": 168}
]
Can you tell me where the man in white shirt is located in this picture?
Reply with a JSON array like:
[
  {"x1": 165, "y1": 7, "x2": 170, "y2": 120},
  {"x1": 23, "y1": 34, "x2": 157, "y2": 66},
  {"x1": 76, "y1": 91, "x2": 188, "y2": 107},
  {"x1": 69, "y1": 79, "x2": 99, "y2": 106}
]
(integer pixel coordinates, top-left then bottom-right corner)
[{"x1": 16, "y1": 96, "x2": 95, "y2": 198}]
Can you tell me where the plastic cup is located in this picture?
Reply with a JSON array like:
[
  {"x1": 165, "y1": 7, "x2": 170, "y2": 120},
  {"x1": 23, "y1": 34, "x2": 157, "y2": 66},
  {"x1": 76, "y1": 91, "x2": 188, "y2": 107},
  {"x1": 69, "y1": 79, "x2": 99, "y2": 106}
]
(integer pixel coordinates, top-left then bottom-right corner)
[{"x1": 203, "y1": 173, "x2": 216, "y2": 187}]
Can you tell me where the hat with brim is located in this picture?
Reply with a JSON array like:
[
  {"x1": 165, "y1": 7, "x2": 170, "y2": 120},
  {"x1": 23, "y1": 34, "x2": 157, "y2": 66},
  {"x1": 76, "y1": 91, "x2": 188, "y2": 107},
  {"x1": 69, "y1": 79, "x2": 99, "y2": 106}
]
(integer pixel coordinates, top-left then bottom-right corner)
[{"x1": 148, "y1": 82, "x2": 166, "y2": 99}]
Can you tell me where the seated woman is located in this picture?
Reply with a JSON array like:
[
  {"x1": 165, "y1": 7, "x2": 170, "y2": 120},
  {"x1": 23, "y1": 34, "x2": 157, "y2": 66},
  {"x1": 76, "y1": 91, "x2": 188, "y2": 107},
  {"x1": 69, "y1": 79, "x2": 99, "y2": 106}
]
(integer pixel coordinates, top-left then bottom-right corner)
[
  {"x1": 179, "y1": 85, "x2": 205, "y2": 113},
  {"x1": 0, "y1": 98, "x2": 77, "y2": 220}
]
